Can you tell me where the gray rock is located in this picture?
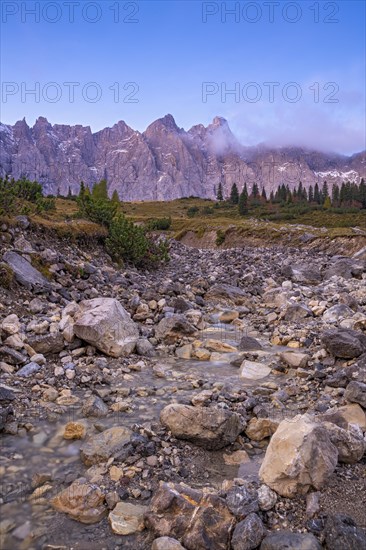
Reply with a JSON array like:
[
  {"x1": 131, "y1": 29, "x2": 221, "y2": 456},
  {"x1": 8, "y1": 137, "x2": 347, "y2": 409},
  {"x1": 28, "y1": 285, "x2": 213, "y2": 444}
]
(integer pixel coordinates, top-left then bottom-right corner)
[
  {"x1": 284, "y1": 304, "x2": 313, "y2": 322},
  {"x1": 324, "y1": 514, "x2": 366, "y2": 550},
  {"x1": 323, "y1": 304, "x2": 354, "y2": 323},
  {"x1": 3, "y1": 251, "x2": 51, "y2": 291},
  {"x1": 0, "y1": 346, "x2": 27, "y2": 365},
  {"x1": 345, "y1": 381, "x2": 366, "y2": 408},
  {"x1": 80, "y1": 426, "x2": 132, "y2": 466},
  {"x1": 27, "y1": 332, "x2": 64, "y2": 355},
  {"x1": 226, "y1": 485, "x2": 259, "y2": 518},
  {"x1": 135, "y1": 338, "x2": 156, "y2": 357},
  {"x1": 82, "y1": 395, "x2": 109, "y2": 418},
  {"x1": 321, "y1": 329, "x2": 366, "y2": 359},
  {"x1": 17, "y1": 362, "x2": 42, "y2": 377},
  {"x1": 160, "y1": 404, "x2": 244, "y2": 450},
  {"x1": 152, "y1": 537, "x2": 186, "y2": 550},
  {"x1": 231, "y1": 513, "x2": 264, "y2": 550},
  {"x1": 205, "y1": 284, "x2": 247, "y2": 305},
  {"x1": 260, "y1": 531, "x2": 321, "y2": 550},
  {"x1": 155, "y1": 315, "x2": 196, "y2": 344},
  {"x1": 238, "y1": 336, "x2": 263, "y2": 351}
]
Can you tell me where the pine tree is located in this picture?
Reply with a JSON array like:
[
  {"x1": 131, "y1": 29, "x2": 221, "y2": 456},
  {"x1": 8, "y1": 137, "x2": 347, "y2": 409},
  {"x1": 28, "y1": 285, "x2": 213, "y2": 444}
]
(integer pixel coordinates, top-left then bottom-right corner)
[
  {"x1": 111, "y1": 189, "x2": 120, "y2": 203},
  {"x1": 332, "y1": 184, "x2": 340, "y2": 206},
  {"x1": 92, "y1": 179, "x2": 108, "y2": 200},
  {"x1": 322, "y1": 180, "x2": 329, "y2": 199},
  {"x1": 323, "y1": 195, "x2": 332, "y2": 209},
  {"x1": 251, "y1": 182, "x2": 259, "y2": 198},
  {"x1": 359, "y1": 178, "x2": 366, "y2": 208},
  {"x1": 314, "y1": 183, "x2": 321, "y2": 204},
  {"x1": 308, "y1": 185, "x2": 314, "y2": 203},
  {"x1": 261, "y1": 187, "x2": 267, "y2": 201},
  {"x1": 217, "y1": 182, "x2": 223, "y2": 201},
  {"x1": 229, "y1": 183, "x2": 239, "y2": 204},
  {"x1": 238, "y1": 184, "x2": 248, "y2": 216}
]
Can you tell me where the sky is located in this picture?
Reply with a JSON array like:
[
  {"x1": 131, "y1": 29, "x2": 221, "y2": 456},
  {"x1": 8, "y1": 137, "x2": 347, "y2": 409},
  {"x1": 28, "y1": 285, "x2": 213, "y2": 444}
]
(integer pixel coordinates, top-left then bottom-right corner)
[{"x1": 0, "y1": 0, "x2": 365, "y2": 154}]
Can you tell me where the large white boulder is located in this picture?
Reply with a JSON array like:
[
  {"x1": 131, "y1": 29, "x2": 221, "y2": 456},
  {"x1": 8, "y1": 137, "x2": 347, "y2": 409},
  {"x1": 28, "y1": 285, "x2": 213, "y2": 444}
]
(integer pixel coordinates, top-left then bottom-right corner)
[
  {"x1": 259, "y1": 415, "x2": 338, "y2": 498},
  {"x1": 62, "y1": 298, "x2": 139, "y2": 357}
]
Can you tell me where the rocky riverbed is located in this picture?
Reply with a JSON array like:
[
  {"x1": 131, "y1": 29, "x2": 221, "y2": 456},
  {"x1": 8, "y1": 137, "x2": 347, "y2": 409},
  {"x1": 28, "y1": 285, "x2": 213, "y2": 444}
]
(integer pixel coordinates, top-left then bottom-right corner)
[{"x1": 1, "y1": 219, "x2": 366, "y2": 550}]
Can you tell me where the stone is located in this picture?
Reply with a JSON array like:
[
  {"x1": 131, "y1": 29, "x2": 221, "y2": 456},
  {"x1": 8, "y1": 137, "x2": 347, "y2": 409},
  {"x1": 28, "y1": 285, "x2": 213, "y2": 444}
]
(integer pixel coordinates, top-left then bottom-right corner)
[
  {"x1": 238, "y1": 336, "x2": 263, "y2": 351},
  {"x1": 108, "y1": 502, "x2": 147, "y2": 535},
  {"x1": 205, "y1": 339, "x2": 237, "y2": 353},
  {"x1": 335, "y1": 404, "x2": 366, "y2": 430},
  {"x1": 175, "y1": 343, "x2": 192, "y2": 359},
  {"x1": 344, "y1": 381, "x2": 366, "y2": 408},
  {"x1": 322, "y1": 422, "x2": 365, "y2": 463},
  {"x1": 240, "y1": 360, "x2": 271, "y2": 380},
  {"x1": 324, "y1": 514, "x2": 366, "y2": 550},
  {"x1": 152, "y1": 537, "x2": 186, "y2": 550},
  {"x1": 280, "y1": 351, "x2": 309, "y2": 369},
  {"x1": 1, "y1": 314, "x2": 20, "y2": 335},
  {"x1": 63, "y1": 422, "x2": 86, "y2": 440},
  {"x1": 0, "y1": 346, "x2": 27, "y2": 365},
  {"x1": 259, "y1": 415, "x2": 338, "y2": 498},
  {"x1": 145, "y1": 482, "x2": 235, "y2": 550},
  {"x1": 257, "y1": 485, "x2": 277, "y2": 511},
  {"x1": 321, "y1": 329, "x2": 365, "y2": 359},
  {"x1": 72, "y1": 298, "x2": 139, "y2": 357},
  {"x1": 260, "y1": 531, "x2": 322, "y2": 550},
  {"x1": 323, "y1": 304, "x2": 355, "y2": 323},
  {"x1": 223, "y1": 450, "x2": 250, "y2": 465},
  {"x1": 245, "y1": 418, "x2": 279, "y2": 441},
  {"x1": 27, "y1": 332, "x2": 64, "y2": 355},
  {"x1": 3, "y1": 251, "x2": 52, "y2": 291},
  {"x1": 51, "y1": 478, "x2": 106, "y2": 524},
  {"x1": 286, "y1": 264, "x2": 322, "y2": 285},
  {"x1": 155, "y1": 314, "x2": 196, "y2": 343},
  {"x1": 231, "y1": 513, "x2": 264, "y2": 550},
  {"x1": 80, "y1": 426, "x2": 132, "y2": 466},
  {"x1": 82, "y1": 395, "x2": 109, "y2": 418},
  {"x1": 219, "y1": 310, "x2": 239, "y2": 323},
  {"x1": 284, "y1": 304, "x2": 313, "y2": 322},
  {"x1": 136, "y1": 338, "x2": 156, "y2": 357},
  {"x1": 17, "y1": 361, "x2": 42, "y2": 377},
  {"x1": 160, "y1": 404, "x2": 244, "y2": 450},
  {"x1": 225, "y1": 485, "x2": 259, "y2": 518},
  {"x1": 206, "y1": 284, "x2": 247, "y2": 305}
]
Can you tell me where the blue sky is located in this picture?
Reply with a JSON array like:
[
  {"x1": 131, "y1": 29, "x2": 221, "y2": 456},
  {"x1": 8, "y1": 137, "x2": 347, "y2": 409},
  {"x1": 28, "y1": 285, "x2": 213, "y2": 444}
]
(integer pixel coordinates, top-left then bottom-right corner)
[{"x1": 1, "y1": 0, "x2": 365, "y2": 154}]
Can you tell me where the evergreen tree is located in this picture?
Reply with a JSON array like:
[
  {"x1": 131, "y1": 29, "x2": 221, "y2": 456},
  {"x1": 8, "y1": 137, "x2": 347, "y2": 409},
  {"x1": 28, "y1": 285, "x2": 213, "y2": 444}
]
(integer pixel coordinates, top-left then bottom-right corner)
[
  {"x1": 238, "y1": 184, "x2": 248, "y2": 216},
  {"x1": 251, "y1": 182, "x2": 259, "y2": 198},
  {"x1": 269, "y1": 190, "x2": 274, "y2": 203},
  {"x1": 216, "y1": 182, "x2": 223, "y2": 201},
  {"x1": 314, "y1": 183, "x2": 321, "y2": 204},
  {"x1": 359, "y1": 178, "x2": 366, "y2": 208},
  {"x1": 229, "y1": 183, "x2": 239, "y2": 204},
  {"x1": 261, "y1": 187, "x2": 267, "y2": 201},
  {"x1": 322, "y1": 180, "x2": 329, "y2": 199},
  {"x1": 92, "y1": 179, "x2": 108, "y2": 200},
  {"x1": 111, "y1": 189, "x2": 120, "y2": 203},
  {"x1": 332, "y1": 184, "x2": 340, "y2": 206},
  {"x1": 308, "y1": 185, "x2": 314, "y2": 203},
  {"x1": 323, "y1": 195, "x2": 332, "y2": 209}
]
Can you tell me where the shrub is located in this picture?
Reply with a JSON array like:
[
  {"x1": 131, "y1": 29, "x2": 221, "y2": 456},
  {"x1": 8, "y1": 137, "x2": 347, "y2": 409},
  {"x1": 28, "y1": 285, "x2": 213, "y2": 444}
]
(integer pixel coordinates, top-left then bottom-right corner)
[
  {"x1": 106, "y1": 214, "x2": 169, "y2": 268},
  {"x1": 216, "y1": 229, "x2": 226, "y2": 246},
  {"x1": 77, "y1": 194, "x2": 117, "y2": 228},
  {"x1": 187, "y1": 206, "x2": 199, "y2": 218},
  {"x1": 146, "y1": 216, "x2": 172, "y2": 230},
  {"x1": 202, "y1": 206, "x2": 214, "y2": 215},
  {"x1": 0, "y1": 263, "x2": 14, "y2": 289}
]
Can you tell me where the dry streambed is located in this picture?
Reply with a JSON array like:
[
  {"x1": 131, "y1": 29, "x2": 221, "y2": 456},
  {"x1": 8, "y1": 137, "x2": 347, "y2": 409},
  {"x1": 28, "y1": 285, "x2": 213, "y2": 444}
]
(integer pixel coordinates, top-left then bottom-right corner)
[{"x1": 0, "y1": 220, "x2": 366, "y2": 549}]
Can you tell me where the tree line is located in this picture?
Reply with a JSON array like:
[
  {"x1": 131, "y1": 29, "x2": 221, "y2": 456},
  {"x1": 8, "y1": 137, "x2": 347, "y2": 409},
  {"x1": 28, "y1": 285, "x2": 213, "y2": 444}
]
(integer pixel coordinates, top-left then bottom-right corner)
[{"x1": 216, "y1": 179, "x2": 366, "y2": 215}]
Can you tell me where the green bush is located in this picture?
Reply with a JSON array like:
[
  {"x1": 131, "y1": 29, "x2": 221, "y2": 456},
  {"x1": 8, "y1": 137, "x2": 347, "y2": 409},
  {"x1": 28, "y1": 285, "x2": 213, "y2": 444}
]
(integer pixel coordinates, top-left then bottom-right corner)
[
  {"x1": 187, "y1": 206, "x2": 199, "y2": 218},
  {"x1": 77, "y1": 194, "x2": 117, "y2": 227},
  {"x1": 215, "y1": 229, "x2": 226, "y2": 246},
  {"x1": 106, "y1": 214, "x2": 169, "y2": 268},
  {"x1": 202, "y1": 206, "x2": 214, "y2": 215},
  {"x1": 146, "y1": 216, "x2": 172, "y2": 230}
]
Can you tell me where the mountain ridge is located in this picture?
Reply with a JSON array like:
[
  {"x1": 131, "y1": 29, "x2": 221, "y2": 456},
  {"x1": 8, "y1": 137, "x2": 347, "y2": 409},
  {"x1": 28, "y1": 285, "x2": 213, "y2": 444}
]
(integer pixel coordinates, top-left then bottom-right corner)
[{"x1": 1, "y1": 115, "x2": 365, "y2": 200}]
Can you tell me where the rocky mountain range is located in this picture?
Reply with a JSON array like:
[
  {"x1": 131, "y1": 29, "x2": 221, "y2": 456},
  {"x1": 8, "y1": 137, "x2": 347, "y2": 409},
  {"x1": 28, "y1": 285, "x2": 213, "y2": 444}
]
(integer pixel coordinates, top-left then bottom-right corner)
[{"x1": 0, "y1": 115, "x2": 365, "y2": 200}]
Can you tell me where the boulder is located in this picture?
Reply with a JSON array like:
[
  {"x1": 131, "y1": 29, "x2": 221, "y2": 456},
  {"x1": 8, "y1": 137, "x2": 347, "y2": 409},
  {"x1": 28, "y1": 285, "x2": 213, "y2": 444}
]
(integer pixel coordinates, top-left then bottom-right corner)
[
  {"x1": 240, "y1": 360, "x2": 271, "y2": 380},
  {"x1": 155, "y1": 315, "x2": 196, "y2": 344},
  {"x1": 231, "y1": 513, "x2": 264, "y2": 550},
  {"x1": 238, "y1": 336, "x2": 263, "y2": 351},
  {"x1": 344, "y1": 381, "x2": 366, "y2": 408},
  {"x1": 284, "y1": 304, "x2": 313, "y2": 322},
  {"x1": 324, "y1": 514, "x2": 366, "y2": 550},
  {"x1": 160, "y1": 404, "x2": 244, "y2": 450},
  {"x1": 280, "y1": 351, "x2": 309, "y2": 369},
  {"x1": 259, "y1": 415, "x2": 338, "y2": 498},
  {"x1": 72, "y1": 298, "x2": 139, "y2": 357},
  {"x1": 205, "y1": 284, "x2": 247, "y2": 305},
  {"x1": 245, "y1": 418, "x2": 279, "y2": 441},
  {"x1": 108, "y1": 502, "x2": 147, "y2": 535},
  {"x1": 27, "y1": 332, "x2": 64, "y2": 355},
  {"x1": 51, "y1": 478, "x2": 106, "y2": 524},
  {"x1": 225, "y1": 485, "x2": 259, "y2": 518},
  {"x1": 321, "y1": 329, "x2": 366, "y2": 359},
  {"x1": 284, "y1": 264, "x2": 322, "y2": 285},
  {"x1": 3, "y1": 251, "x2": 51, "y2": 291},
  {"x1": 323, "y1": 304, "x2": 354, "y2": 323},
  {"x1": 322, "y1": 422, "x2": 365, "y2": 464},
  {"x1": 152, "y1": 538, "x2": 185, "y2": 550},
  {"x1": 80, "y1": 426, "x2": 132, "y2": 466},
  {"x1": 260, "y1": 531, "x2": 321, "y2": 550},
  {"x1": 145, "y1": 482, "x2": 235, "y2": 550},
  {"x1": 257, "y1": 485, "x2": 277, "y2": 511}
]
